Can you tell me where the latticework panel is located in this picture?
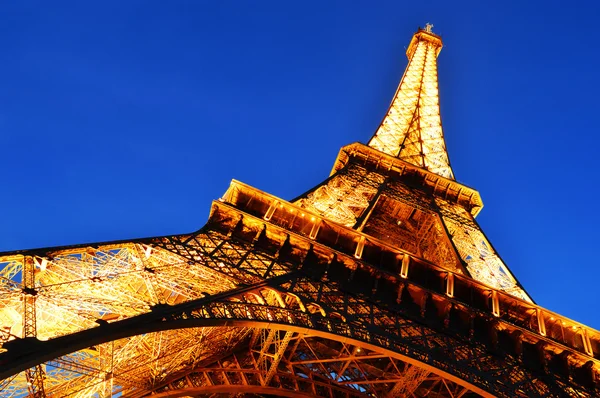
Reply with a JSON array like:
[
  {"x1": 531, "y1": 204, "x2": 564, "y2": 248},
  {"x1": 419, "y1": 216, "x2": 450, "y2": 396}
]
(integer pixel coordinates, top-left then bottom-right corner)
[
  {"x1": 435, "y1": 198, "x2": 532, "y2": 302},
  {"x1": 0, "y1": 243, "x2": 237, "y2": 344},
  {"x1": 295, "y1": 164, "x2": 385, "y2": 227},
  {"x1": 150, "y1": 331, "x2": 474, "y2": 398},
  {"x1": 361, "y1": 194, "x2": 460, "y2": 272},
  {"x1": 0, "y1": 328, "x2": 250, "y2": 397},
  {"x1": 0, "y1": 241, "x2": 243, "y2": 397},
  {"x1": 419, "y1": 217, "x2": 459, "y2": 271}
]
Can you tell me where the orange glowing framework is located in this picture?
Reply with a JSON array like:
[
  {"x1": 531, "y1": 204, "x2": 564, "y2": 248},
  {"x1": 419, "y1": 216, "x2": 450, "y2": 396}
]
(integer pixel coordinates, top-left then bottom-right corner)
[{"x1": 0, "y1": 25, "x2": 598, "y2": 397}]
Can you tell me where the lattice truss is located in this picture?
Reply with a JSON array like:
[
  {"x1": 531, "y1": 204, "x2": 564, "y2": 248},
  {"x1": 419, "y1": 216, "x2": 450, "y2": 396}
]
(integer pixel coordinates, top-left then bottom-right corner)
[
  {"x1": 0, "y1": 243, "x2": 246, "y2": 397},
  {"x1": 368, "y1": 30, "x2": 453, "y2": 180},
  {"x1": 2, "y1": 331, "x2": 471, "y2": 398},
  {"x1": 435, "y1": 198, "x2": 532, "y2": 302},
  {"x1": 2, "y1": 328, "x2": 249, "y2": 398},
  {"x1": 0, "y1": 244, "x2": 237, "y2": 342},
  {"x1": 295, "y1": 164, "x2": 385, "y2": 227},
  {"x1": 363, "y1": 181, "x2": 461, "y2": 273},
  {"x1": 151, "y1": 330, "x2": 472, "y2": 398}
]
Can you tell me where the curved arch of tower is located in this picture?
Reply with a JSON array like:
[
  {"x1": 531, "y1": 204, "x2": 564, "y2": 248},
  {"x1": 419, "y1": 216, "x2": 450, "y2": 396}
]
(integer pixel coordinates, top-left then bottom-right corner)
[{"x1": 1, "y1": 26, "x2": 599, "y2": 398}]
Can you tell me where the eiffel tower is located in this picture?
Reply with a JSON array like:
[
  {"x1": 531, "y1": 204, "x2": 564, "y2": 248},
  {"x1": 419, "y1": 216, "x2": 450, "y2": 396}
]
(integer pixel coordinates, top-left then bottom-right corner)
[{"x1": 1, "y1": 24, "x2": 598, "y2": 398}]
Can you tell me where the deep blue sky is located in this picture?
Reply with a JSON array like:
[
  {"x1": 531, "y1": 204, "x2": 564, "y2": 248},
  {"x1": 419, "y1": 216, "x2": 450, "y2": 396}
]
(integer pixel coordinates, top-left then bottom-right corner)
[{"x1": 1, "y1": 2, "x2": 599, "y2": 329}]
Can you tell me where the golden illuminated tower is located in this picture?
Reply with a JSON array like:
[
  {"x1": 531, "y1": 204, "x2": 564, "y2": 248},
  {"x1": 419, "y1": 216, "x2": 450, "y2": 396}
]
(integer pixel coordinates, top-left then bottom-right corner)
[{"x1": 1, "y1": 25, "x2": 598, "y2": 398}]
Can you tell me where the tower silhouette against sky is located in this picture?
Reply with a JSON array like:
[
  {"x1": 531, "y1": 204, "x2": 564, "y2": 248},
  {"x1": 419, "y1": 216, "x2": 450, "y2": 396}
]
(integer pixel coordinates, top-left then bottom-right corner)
[{"x1": 1, "y1": 25, "x2": 598, "y2": 398}]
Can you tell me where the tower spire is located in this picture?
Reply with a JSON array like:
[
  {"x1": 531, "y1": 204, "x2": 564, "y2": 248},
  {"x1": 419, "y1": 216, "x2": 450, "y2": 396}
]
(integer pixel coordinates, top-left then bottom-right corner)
[{"x1": 369, "y1": 26, "x2": 454, "y2": 179}]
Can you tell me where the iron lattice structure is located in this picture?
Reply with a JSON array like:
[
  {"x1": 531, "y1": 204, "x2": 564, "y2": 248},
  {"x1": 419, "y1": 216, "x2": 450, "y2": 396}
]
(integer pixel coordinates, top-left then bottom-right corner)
[{"x1": 1, "y1": 25, "x2": 599, "y2": 398}]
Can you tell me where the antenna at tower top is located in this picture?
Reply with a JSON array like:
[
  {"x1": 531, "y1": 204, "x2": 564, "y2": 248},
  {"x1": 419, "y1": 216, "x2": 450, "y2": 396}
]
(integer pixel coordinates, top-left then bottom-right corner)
[{"x1": 425, "y1": 23, "x2": 434, "y2": 33}]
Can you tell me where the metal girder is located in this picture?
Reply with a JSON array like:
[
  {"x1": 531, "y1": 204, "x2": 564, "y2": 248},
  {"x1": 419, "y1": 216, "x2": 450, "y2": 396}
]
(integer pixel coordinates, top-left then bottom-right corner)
[
  {"x1": 386, "y1": 364, "x2": 430, "y2": 397},
  {"x1": 148, "y1": 346, "x2": 372, "y2": 398},
  {"x1": 22, "y1": 257, "x2": 46, "y2": 398},
  {"x1": 295, "y1": 164, "x2": 385, "y2": 227},
  {"x1": 262, "y1": 330, "x2": 294, "y2": 385}
]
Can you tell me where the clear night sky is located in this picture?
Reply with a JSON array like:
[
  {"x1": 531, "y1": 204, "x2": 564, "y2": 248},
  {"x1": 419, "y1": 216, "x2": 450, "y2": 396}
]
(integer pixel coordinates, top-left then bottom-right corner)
[{"x1": 1, "y1": 2, "x2": 599, "y2": 330}]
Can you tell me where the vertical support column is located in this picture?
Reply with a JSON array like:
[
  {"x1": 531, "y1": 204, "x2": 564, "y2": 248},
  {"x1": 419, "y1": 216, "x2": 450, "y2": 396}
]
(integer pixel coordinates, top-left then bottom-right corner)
[
  {"x1": 254, "y1": 329, "x2": 277, "y2": 384},
  {"x1": 435, "y1": 198, "x2": 532, "y2": 303},
  {"x1": 22, "y1": 256, "x2": 46, "y2": 398},
  {"x1": 99, "y1": 342, "x2": 114, "y2": 398},
  {"x1": 263, "y1": 331, "x2": 294, "y2": 385},
  {"x1": 22, "y1": 257, "x2": 37, "y2": 339}
]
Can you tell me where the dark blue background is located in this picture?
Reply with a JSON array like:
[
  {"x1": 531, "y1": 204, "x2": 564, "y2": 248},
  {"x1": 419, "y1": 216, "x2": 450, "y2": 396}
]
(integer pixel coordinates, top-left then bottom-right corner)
[{"x1": 1, "y1": 2, "x2": 598, "y2": 329}]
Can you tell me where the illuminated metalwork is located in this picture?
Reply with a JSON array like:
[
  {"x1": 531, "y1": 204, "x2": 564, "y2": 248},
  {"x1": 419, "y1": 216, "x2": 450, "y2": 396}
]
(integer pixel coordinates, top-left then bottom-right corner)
[
  {"x1": 436, "y1": 199, "x2": 531, "y2": 301},
  {"x1": 1, "y1": 25, "x2": 599, "y2": 397},
  {"x1": 295, "y1": 164, "x2": 384, "y2": 227},
  {"x1": 368, "y1": 28, "x2": 453, "y2": 179}
]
